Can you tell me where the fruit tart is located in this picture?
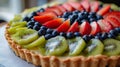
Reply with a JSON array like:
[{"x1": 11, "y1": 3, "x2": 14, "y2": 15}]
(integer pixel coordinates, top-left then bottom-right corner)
[{"x1": 5, "y1": 0, "x2": 120, "y2": 67}]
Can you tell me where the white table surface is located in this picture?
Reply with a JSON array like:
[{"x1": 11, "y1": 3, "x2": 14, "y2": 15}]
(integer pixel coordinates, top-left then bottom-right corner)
[{"x1": 0, "y1": 23, "x2": 36, "y2": 67}]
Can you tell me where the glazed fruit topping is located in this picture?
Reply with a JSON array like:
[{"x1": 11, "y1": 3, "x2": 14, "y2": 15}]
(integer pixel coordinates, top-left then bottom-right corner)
[{"x1": 21, "y1": 0, "x2": 120, "y2": 41}]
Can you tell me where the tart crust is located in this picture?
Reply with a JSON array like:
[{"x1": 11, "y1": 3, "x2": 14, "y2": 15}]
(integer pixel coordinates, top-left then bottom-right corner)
[{"x1": 5, "y1": 24, "x2": 120, "y2": 67}]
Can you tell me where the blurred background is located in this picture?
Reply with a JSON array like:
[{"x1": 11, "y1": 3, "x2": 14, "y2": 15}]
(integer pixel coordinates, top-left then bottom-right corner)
[{"x1": 0, "y1": 0, "x2": 120, "y2": 22}]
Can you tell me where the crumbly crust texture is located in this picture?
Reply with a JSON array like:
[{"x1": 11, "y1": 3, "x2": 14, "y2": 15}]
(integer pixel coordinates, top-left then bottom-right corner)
[{"x1": 5, "y1": 24, "x2": 120, "y2": 67}]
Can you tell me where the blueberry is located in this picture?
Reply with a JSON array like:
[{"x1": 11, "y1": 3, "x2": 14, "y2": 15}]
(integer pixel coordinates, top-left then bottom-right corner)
[
  {"x1": 76, "y1": 18, "x2": 82, "y2": 24},
  {"x1": 89, "y1": 18, "x2": 96, "y2": 22},
  {"x1": 82, "y1": 35, "x2": 90, "y2": 42},
  {"x1": 74, "y1": 32, "x2": 81, "y2": 36},
  {"x1": 27, "y1": 25, "x2": 33, "y2": 29},
  {"x1": 89, "y1": 12, "x2": 96, "y2": 16},
  {"x1": 40, "y1": 26, "x2": 47, "y2": 30},
  {"x1": 115, "y1": 28, "x2": 120, "y2": 33},
  {"x1": 62, "y1": 12, "x2": 72, "y2": 18},
  {"x1": 94, "y1": 35, "x2": 102, "y2": 40},
  {"x1": 88, "y1": 35, "x2": 94, "y2": 39},
  {"x1": 31, "y1": 12, "x2": 37, "y2": 16},
  {"x1": 27, "y1": 21, "x2": 35, "y2": 26},
  {"x1": 45, "y1": 34, "x2": 52, "y2": 40},
  {"x1": 59, "y1": 32, "x2": 66, "y2": 37},
  {"x1": 96, "y1": 33, "x2": 102, "y2": 36},
  {"x1": 96, "y1": 15, "x2": 103, "y2": 20},
  {"x1": 78, "y1": 13, "x2": 84, "y2": 19},
  {"x1": 37, "y1": 8, "x2": 45, "y2": 12},
  {"x1": 73, "y1": 10, "x2": 80, "y2": 14},
  {"x1": 23, "y1": 16, "x2": 30, "y2": 22},
  {"x1": 83, "y1": 11, "x2": 89, "y2": 16},
  {"x1": 101, "y1": 33, "x2": 108, "y2": 40},
  {"x1": 46, "y1": 28, "x2": 53, "y2": 34},
  {"x1": 88, "y1": 14, "x2": 95, "y2": 19},
  {"x1": 38, "y1": 29, "x2": 46, "y2": 36},
  {"x1": 70, "y1": 15, "x2": 77, "y2": 24},
  {"x1": 66, "y1": 32, "x2": 74, "y2": 39},
  {"x1": 34, "y1": 22, "x2": 41, "y2": 26},
  {"x1": 108, "y1": 34, "x2": 116, "y2": 38},
  {"x1": 52, "y1": 30, "x2": 59, "y2": 37},
  {"x1": 109, "y1": 30, "x2": 118, "y2": 36},
  {"x1": 33, "y1": 25, "x2": 40, "y2": 31}
]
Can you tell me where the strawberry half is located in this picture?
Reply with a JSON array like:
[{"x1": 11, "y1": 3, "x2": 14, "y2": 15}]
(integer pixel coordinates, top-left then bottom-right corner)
[
  {"x1": 97, "y1": 19, "x2": 113, "y2": 32},
  {"x1": 90, "y1": 21, "x2": 101, "y2": 35},
  {"x1": 43, "y1": 18, "x2": 64, "y2": 29},
  {"x1": 105, "y1": 16, "x2": 120, "y2": 28},
  {"x1": 56, "y1": 19, "x2": 70, "y2": 33},
  {"x1": 97, "y1": 5, "x2": 111, "y2": 16},
  {"x1": 79, "y1": 21, "x2": 91, "y2": 35},
  {"x1": 34, "y1": 13, "x2": 57, "y2": 24},
  {"x1": 37, "y1": 11, "x2": 56, "y2": 16},
  {"x1": 104, "y1": 11, "x2": 120, "y2": 17},
  {"x1": 62, "y1": 3, "x2": 75, "y2": 12},
  {"x1": 69, "y1": 2, "x2": 84, "y2": 11},
  {"x1": 81, "y1": 0, "x2": 90, "y2": 12},
  {"x1": 45, "y1": 7, "x2": 62, "y2": 16},
  {"x1": 55, "y1": 5, "x2": 67, "y2": 13},
  {"x1": 67, "y1": 22, "x2": 79, "y2": 33},
  {"x1": 90, "y1": 1, "x2": 99, "y2": 12}
]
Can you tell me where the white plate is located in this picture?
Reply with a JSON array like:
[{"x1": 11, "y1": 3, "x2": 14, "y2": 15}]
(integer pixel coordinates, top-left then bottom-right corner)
[{"x1": 0, "y1": 24, "x2": 36, "y2": 67}]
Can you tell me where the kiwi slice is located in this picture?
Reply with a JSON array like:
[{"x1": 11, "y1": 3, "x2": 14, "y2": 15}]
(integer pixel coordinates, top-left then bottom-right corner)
[
  {"x1": 8, "y1": 26, "x2": 27, "y2": 34},
  {"x1": 45, "y1": 36, "x2": 68, "y2": 56},
  {"x1": 84, "y1": 39, "x2": 104, "y2": 56},
  {"x1": 24, "y1": 36, "x2": 46, "y2": 49},
  {"x1": 11, "y1": 21, "x2": 27, "y2": 27},
  {"x1": 9, "y1": 15, "x2": 22, "y2": 25},
  {"x1": 103, "y1": 39, "x2": 120, "y2": 56},
  {"x1": 11, "y1": 28, "x2": 39, "y2": 45},
  {"x1": 67, "y1": 37, "x2": 86, "y2": 56}
]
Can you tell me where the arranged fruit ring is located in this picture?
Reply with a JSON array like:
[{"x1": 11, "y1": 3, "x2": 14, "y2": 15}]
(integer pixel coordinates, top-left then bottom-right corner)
[{"x1": 5, "y1": 0, "x2": 120, "y2": 67}]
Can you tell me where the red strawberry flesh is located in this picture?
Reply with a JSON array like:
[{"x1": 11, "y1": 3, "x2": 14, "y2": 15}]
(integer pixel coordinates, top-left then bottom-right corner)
[
  {"x1": 56, "y1": 19, "x2": 70, "y2": 33},
  {"x1": 43, "y1": 18, "x2": 64, "y2": 29},
  {"x1": 97, "y1": 20, "x2": 113, "y2": 32},
  {"x1": 67, "y1": 22, "x2": 79, "y2": 33},
  {"x1": 97, "y1": 5, "x2": 111, "y2": 16},
  {"x1": 34, "y1": 14, "x2": 57, "y2": 24},
  {"x1": 90, "y1": 21, "x2": 101, "y2": 35},
  {"x1": 79, "y1": 21, "x2": 91, "y2": 35}
]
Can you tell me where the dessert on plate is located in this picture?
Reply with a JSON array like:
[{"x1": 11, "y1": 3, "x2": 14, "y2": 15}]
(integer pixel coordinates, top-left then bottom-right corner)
[{"x1": 5, "y1": 0, "x2": 120, "y2": 67}]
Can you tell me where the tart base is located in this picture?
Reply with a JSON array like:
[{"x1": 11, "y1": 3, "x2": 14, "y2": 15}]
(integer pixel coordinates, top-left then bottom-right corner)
[{"x1": 5, "y1": 24, "x2": 120, "y2": 67}]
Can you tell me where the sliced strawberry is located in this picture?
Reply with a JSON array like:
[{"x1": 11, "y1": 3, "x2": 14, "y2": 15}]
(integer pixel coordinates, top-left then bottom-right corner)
[
  {"x1": 90, "y1": 21, "x2": 101, "y2": 35},
  {"x1": 81, "y1": 0, "x2": 90, "y2": 12},
  {"x1": 104, "y1": 11, "x2": 120, "y2": 20},
  {"x1": 56, "y1": 19, "x2": 70, "y2": 33},
  {"x1": 62, "y1": 3, "x2": 75, "y2": 12},
  {"x1": 34, "y1": 14, "x2": 57, "y2": 24},
  {"x1": 90, "y1": 1, "x2": 99, "y2": 12},
  {"x1": 97, "y1": 20, "x2": 113, "y2": 32},
  {"x1": 45, "y1": 7, "x2": 62, "y2": 16},
  {"x1": 97, "y1": 5, "x2": 111, "y2": 16},
  {"x1": 68, "y1": 2, "x2": 84, "y2": 11},
  {"x1": 43, "y1": 18, "x2": 64, "y2": 29},
  {"x1": 105, "y1": 16, "x2": 120, "y2": 28},
  {"x1": 37, "y1": 11, "x2": 56, "y2": 16},
  {"x1": 67, "y1": 22, "x2": 79, "y2": 33},
  {"x1": 79, "y1": 21, "x2": 91, "y2": 35},
  {"x1": 55, "y1": 5, "x2": 67, "y2": 13}
]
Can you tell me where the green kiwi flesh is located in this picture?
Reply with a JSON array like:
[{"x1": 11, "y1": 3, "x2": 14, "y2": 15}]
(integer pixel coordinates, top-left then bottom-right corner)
[
  {"x1": 68, "y1": 37, "x2": 86, "y2": 56},
  {"x1": 45, "y1": 36, "x2": 68, "y2": 56},
  {"x1": 103, "y1": 39, "x2": 120, "y2": 56}
]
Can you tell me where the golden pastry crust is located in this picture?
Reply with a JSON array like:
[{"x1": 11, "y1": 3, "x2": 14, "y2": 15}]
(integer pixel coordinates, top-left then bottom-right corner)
[{"x1": 5, "y1": 24, "x2": 120, "y2": 67}]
